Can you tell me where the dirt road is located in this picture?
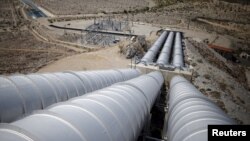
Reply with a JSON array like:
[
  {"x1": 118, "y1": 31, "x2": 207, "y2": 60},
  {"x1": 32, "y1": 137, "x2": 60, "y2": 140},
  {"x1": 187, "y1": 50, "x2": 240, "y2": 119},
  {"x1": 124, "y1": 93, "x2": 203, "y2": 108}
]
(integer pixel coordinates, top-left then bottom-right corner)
[{"x1": 38, "y1": 45, "x2": 130, "y2": 72}]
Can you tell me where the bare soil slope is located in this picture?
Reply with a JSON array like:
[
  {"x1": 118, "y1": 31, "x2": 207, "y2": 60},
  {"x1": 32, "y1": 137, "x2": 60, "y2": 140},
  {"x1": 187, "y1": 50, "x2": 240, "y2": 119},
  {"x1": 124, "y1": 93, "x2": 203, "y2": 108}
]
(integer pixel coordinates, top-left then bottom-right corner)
[
  {"x1": 34, "y1": 0, "x2": 152, "y2": 15},
  {"x1": 186, "y1": 39, "x2": 250, "y2": 124},
  {"x1": 0, "y1": 0, "x2": 78, "y2": 74},
  {"x1": 38, "y1": 45, "x2": 130, "y2": 72}
]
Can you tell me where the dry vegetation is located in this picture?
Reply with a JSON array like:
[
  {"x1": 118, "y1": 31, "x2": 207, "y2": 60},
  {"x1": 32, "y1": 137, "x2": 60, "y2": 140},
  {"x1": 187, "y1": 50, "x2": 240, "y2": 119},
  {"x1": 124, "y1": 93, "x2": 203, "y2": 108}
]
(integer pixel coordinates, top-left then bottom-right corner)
[
  {"x1": 34, "y1": 0, "x2": 150, "y2": 15},
  {"x1": 118, "y1": 0, "x2": 250, "y2": 41},
  {"x1": 0, "y1": 0, "x2": 77, "y2": 74},
  {"x1": 119, "y1": 36, "x2": 150, "y2": 59},
  {"x1": 188, "y1": 39, "x2": 247, "y2": 85},
  {"x1": 186, "y1": 39, "x2": 250, "y2": 124},
  {"x1": 0, "y1": 0, "x2": 26, "y2": 31},
  {"x1": 34, "y1": 0, "x2": 250, "y2": 44},
  {"x1": 0, "y1": 30, "x2": 76, "y2": 74}
]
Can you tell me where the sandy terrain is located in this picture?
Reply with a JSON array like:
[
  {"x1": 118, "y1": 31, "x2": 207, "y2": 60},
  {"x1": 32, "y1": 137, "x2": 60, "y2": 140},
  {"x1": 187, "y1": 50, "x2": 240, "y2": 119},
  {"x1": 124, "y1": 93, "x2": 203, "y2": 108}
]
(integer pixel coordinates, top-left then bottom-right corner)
[
  {"x1": 34, "y1": 0, "x2": 152, "y2": 15},
  {"x1": 0, "y1": 0, "x2": 80, "y2": 74},
  {"x1": 38, "y1": 45, "x2": 130, "y2": 72},
  {"x1": 246, "y1": 69, "x2": 250, "y2": 88},
  {"x1": 52, "y1": 19, "x2": 93, "y2": 29},
  {"x1": 186, "y1": 39, "x2": 250, "y2": 124},
  {"x1": 0, "y1": 30, "x2": 77, "y2": 74},
  {"x1": 131, "y1": 22, "x2": 160, "y2": 36}
]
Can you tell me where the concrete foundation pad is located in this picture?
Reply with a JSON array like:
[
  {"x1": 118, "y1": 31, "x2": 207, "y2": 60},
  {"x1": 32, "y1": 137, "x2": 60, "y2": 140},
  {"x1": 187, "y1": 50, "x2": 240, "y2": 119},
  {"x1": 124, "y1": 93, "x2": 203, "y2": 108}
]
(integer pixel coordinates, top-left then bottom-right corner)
[{"x1": 131, "y1": 64, "x2": 193, "y2": 85}]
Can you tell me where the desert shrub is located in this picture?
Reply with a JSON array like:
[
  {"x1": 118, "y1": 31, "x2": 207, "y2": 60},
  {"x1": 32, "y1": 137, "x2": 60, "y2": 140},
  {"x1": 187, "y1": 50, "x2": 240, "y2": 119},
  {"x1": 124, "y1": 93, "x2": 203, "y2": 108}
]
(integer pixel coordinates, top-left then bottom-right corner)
[
  {"x1": 203, "y1": 74, "x2": 211, "y2": 80},
  {"x1": 206, "y1": 88, "x2": 212, "y2": 91},
  {"x1": 191, "y1": 62, "x2": 197, "y2": 67},
  {"x1": 236, "y1": 96, "x2": 245, "y2": 104},
  {"x1": 219, "y1": 82, "x2": 227, "y2": 91},
  {"x1": 197, "y1": 58, "x2": 203, "y2": 63},
  {"x1": 216, "y1": 100, "x2": 227, "y2": 113},
  {"x1": 210, "y1": 91, "x2": 221, "y2": 99}
]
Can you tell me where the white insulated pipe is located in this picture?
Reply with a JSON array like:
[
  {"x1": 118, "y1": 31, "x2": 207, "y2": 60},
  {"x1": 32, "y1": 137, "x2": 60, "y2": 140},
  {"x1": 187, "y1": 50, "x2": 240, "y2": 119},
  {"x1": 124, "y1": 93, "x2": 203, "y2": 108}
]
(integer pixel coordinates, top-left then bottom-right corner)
[
  {"x1": 156, "y1": 31, "x2": 175, "y2": 66},
  {"x1": 0, "y1": 69, "x2": 140, "y2": 123},
  {"x1": 0, "y1": 71, "x2": 164, "y2": 141},
  {"x1": 141, "y1": 31, "x2": 168, "y2": 64},
  {"x1": 164, "y1": 76, "x2": 235, "y2": 141},
  {"x1": 172, "y1": 32, "x2": 184, "y2": 68}
]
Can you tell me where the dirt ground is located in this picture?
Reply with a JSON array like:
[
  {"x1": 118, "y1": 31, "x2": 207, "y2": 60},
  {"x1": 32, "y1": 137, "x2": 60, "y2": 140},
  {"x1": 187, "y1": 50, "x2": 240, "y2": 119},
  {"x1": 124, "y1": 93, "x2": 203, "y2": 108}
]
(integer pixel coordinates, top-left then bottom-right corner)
[
  {"x1": 0, "y1": 0, "x2": 80, "y2": 74},
  {"x1": 33, "y1": 0, "x2": 151, "y2": 15},
  {"x1": 186, "y1": 39, "x2": 250, "y2": 124},
  {"x1": 246, "y1": 68, "x2": 250, "y2": 88},
  {"x1": 0, "y1": 31, "x2": 77, "y2": 74},
  {"x1": 38, "y1": 45, "x2": 130, "y2": 72}
]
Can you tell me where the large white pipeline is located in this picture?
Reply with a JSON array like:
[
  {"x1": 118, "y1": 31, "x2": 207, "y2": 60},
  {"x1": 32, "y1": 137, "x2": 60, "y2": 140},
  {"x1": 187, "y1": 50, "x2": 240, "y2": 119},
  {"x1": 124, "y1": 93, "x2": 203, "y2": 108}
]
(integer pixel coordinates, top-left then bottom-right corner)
[
  {"x1": 0, "y1": 69, "x2": 140, "y2": 123},
  {"x1": 156, "y1": 31, "x2": 175, "y2": 66},
  {"x1": 172, "y1": 32, "x2": 184, "y2": 68},
  {"x1": 0, "y1": 71, "x2": 164, "y2": 141},
  {"x1": 141, "y1": 31, "x2": 168, "y2": 64},
  {"x1": 164, "y1": 76, "x2": 235, "y2": 141}
]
